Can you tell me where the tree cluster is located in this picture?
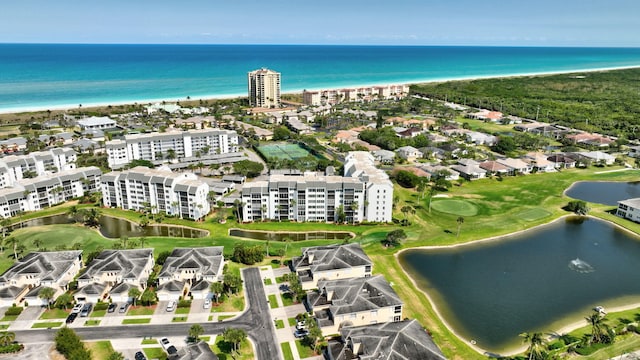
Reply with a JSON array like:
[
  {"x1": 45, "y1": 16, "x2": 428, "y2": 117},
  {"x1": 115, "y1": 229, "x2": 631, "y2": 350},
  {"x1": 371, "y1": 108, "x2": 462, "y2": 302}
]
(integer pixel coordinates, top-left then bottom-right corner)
[
  {"x1": 232, "y1": 244, "x2": 265, "y2": 265},
  {"x1": 565, "y1": 200, "x2": 589, "y2": 215},
  {"x1": 55, "y1": 327, "x2": 92, "y2": 360},
  {"x1": 232, "y1": 160, "x2": 264, "y2": 178},
  {"x1": 359, "y1": 127, "x2": 430, "y2": 151},
  {"x1": 382, "y1": 229, "x2": 407, "y2": 247},
  {"x1": 394, "y1": 170, "x2": 421, "y2": 188}
]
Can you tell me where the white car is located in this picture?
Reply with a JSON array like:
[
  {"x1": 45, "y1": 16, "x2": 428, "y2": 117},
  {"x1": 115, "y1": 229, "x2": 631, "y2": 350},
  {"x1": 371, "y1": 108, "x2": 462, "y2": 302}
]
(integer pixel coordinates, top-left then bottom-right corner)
[
  {"x1": 160, "y1": 337, "x2": 171, "y2": 351},
  {"x1": 71, "y1": 303, "x2": 84, "y2": 314},
  {"x1": 203, "y1": 298, "x2": 211, "y2": 309},
  {"x1": 166, "y1": 300, "x2": 176, "y2": 312}
]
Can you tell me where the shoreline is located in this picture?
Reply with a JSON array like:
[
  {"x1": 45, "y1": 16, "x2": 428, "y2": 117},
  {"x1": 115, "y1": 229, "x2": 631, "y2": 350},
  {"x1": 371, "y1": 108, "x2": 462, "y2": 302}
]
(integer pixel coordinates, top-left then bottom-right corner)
[
  {"x1": 396, "y1": 213, "x2": 640, "y2": 357},
  {"x1": 2, "y1": 64, "x2": 640, "y2": 115}
]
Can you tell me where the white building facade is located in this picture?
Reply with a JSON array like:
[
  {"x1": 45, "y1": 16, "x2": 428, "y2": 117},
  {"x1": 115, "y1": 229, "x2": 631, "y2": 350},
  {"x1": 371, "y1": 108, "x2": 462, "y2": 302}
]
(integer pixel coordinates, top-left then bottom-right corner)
[
  {"x1": 101, "y1": 166, "x2": 210, "y2": 220},
  {"x1": 617, "y1": 198, "x2": 640, "y2": 222},
  {"x1": 241, "y1": 152, "x2": 393, "y2": 223},
  {"x1": 0, "y1": 149, "x2": 77, "y2": 188},
  {"x1": 105, "y1": 129, "x2": 239, "y2": 169},
  {"x1": 248, "y1": 68, "x2": 281, "y2": 108}
]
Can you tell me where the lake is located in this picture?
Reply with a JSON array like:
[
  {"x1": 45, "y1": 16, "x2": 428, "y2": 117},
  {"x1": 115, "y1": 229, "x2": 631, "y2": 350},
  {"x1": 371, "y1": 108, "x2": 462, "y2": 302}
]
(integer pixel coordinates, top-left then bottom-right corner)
[
  {"x1": 399, "y1": 217, "x2": 640, "y2": 353},
  {"x1": 229, "y1": 228, "x2": 353, "y2": 241},
  {"x1": 17, "y1": 214, "x2": 208, "y2": 239},
  {"x1": 565, "y1": 181, "x2": 640, "y2": 206}
]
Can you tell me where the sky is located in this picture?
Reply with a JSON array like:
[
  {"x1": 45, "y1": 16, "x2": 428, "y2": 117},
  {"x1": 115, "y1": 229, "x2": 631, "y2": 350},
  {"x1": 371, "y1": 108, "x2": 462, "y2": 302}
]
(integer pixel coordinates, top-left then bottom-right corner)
[{"x1": 1, "y1": 0, "x2": 639, "y2": 47}]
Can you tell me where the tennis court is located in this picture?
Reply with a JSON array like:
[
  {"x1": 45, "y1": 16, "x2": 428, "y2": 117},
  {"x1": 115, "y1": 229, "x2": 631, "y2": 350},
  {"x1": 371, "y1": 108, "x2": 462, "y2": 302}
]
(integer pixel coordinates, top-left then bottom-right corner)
[{"x1": 257, "y1": 143, "x2": 314, "y2": 161}]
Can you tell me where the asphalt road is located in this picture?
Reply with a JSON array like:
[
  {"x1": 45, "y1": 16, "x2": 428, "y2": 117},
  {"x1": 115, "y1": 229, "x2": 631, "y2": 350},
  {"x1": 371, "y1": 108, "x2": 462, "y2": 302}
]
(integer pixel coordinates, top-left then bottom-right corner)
[{"x1": 12, "y1": 268, "x2": 280, "y2": 360}]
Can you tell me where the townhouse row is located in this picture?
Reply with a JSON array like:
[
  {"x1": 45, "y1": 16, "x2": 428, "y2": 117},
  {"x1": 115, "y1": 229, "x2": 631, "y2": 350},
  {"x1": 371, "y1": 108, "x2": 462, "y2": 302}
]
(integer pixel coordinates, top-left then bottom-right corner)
[
  {"x1": 0, "y1": 247, "x2": 224, "y2": 307},
  {"x1": 290, "y1": 243, "x2": 445, "y2": 359}
]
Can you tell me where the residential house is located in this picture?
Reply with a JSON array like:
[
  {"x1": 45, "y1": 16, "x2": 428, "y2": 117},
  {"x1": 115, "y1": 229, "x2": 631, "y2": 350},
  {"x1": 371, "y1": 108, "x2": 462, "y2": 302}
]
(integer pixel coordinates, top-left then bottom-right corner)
[
  {"x1": 628, "y1": 146, "x2": 640, "y2": 158},
  {"x1": 176, "y1": 341, "x2": 219, "y2": 360},
  {"x1": 291, "y1": 243, "x2": 372, "y2": 290},
  {"x1": 307, "y1": 275, "x2": 403, "y2": 334},
  {"x1": 496, "y1": 158, "x2": 532, "y2": 175},
  {"x1": 420, "y1": 165, "x2": 459, "y2": 181},
  {"x1": 395, "y1": 146, "x2": 423, "y2": 161},
  {"x1": 575, "y1": 151, "x2": 616, "y2": 166},
  {"x1": 397, "y1": 127, "x2": 423, "y2": 139},
  {"x1": 617, "y1": 198, "x2": 640, "y2": 223},
  {"x1": 371, "y1": 149, "x2": 395, "y2": 164},
  {"x1": 450, "y1": 159, "x2": 486, "y2": 180},
  {"x1": 75, "y1": 249, "x2": 154, "y2": 303},
  {"x1": 523, "y1": 152, "x2": 556, "y2": 173},
  {"x1": 156, "y1": 247, "x2": 224, "y2": 301},
  {"x1": 326, "y1": 320, "x2": 446, "y2": 360},
  {"x1": 479, "y1": 161, "x2": 510, "y2": 176},
  {"x1": 465, "y1": 131, "x2": 498, "y2": 146},
  {"x1": 547, "y1": 154, "x2": 576, "y2": 169},
  {"x1": 77, "y1": 116, "x2": 116, "y2": 130},
  {"x1": 0, "y1": 251, "x2": 82, "y2": 307}
]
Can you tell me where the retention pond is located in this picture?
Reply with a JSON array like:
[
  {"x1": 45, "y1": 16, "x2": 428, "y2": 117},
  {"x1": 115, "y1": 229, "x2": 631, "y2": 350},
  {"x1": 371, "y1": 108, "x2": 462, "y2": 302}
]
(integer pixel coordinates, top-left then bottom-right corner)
[{"x1": 399, "y1": 216, "x2": 640, "y2": 354}]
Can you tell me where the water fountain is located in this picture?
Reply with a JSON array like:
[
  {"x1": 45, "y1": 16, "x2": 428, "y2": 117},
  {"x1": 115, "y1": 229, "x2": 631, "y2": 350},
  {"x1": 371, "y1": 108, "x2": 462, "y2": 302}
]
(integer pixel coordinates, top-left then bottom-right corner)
[{"x1": 568, "y1": 258, "x2": 595, "y2": 273}]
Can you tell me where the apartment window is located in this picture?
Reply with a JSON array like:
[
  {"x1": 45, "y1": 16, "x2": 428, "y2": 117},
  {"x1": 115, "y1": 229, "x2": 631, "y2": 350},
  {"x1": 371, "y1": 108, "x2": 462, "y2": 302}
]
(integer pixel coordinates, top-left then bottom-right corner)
[{"x1": 394, "y1": 306, "x2": 402, "y2": 314}]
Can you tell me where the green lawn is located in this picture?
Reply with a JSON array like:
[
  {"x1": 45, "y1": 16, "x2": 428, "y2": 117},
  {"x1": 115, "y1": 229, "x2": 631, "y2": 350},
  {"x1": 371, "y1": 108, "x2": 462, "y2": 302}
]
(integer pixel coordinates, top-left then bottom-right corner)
[
  {"x1": 281, "y1": 292, "x2": 296, "y2": 307},
  {"x1": 31, "y1": 321, "x2": 63, "y2": 328},
  {"x1": 127, "y1": 306, "x2": 155, "y2": 316},
  {"x1": 211, "y1": 291, "x2": 245, "y2": 312},
  {"x1": 217, "y1": 315, "x2": 234, "y2": 321},
  {"x1": 90, "y1": 310, "x2": 106, "y2": 318},
  {"x1": 172, "y1": 316, "x2": 188, "y2": 322},
  {"x1": 275, "y1": 319, "x2": 285, "y2": 329},
  {"x1": 212, "y1": 338, "x2": 254, "y2": 360},
  {"x1": 39, "y1": 308, "x2": 69, "y2": 319},
  {"x1": 0, "y1": 324, "x2": 8, "y2": 330},
  {"x1": 264, "y1": 278, "x2": 273, "y2": 285},
  {"x1": 141, "y1": 338, "x2": 158, "y2": 345},
  {"x1": 515, "y1": 207, "x2": 553, "y2": 222},
  {"x1": 122, "y1": 318, "x2": 151, "y2": 325},
  {"x1": 86, "y1": 341, "x2": 115, "y2": 360},
  {"x1": 0, "y1": 315, "x2": 18, "y2": 322},
  {"x1": 281, "y1": 342, "x2": 294, "y2": 360},
  {"x1": 295, "y1": 340, "x2": 317, "y2": 358},
  {"x1": 84, "y1": 319, "x2": 100, "y2": 326},
  {"x1": 143, "y1": 347, "x2": 167, "y2": 360},
  {"x1": 276, "y1": 276, "x2": 286, "y2": 284},
  {"x1": 288, "y1": 317, "x2": 297, "y2": 327},
  {"x1": 175, "y1": 307, "x2": 190, "y2": 315},
  {"x1": 268, "y1": 294, "x2": 278, "y2": 309}
]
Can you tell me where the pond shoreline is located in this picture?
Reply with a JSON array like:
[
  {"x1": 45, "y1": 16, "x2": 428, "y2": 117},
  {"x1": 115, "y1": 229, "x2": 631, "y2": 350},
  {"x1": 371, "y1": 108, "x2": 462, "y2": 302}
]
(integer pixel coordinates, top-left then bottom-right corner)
[{"x1": 396, "y1": 213, "x2": 640, "y2": 357}]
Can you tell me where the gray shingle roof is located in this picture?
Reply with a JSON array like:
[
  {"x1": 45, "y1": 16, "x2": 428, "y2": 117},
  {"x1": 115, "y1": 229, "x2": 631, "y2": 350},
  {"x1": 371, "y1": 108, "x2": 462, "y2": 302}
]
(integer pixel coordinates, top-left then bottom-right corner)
[
  {"x1": 327, "y1": 320, "x2": 446, "y2": 360},
  {"x1": 308, "y1": 276, "x2": 402, "y2": 316},
  {"x1": 159, "y1": 247, "x2": 223, "y2": 278},
  {"x1": 0, "y1": 251, "x2": 82, "y2": 286},
  {"x1": 79, "y1": 249, "x2": 153, "y2": 282},
  {"x1": 292, "y1": 243, "x2": 371, "y2": 273}
]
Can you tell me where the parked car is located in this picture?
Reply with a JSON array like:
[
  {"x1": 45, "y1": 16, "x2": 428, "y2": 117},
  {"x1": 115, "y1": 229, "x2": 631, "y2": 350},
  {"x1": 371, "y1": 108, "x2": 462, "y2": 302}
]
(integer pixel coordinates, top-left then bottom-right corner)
[
  {"x1": 119, "y1": 303, "x2": 129, "y2": 313},
  {"x1": 107, "y1": 303, "x2": 117, "y2": 313},
  {"x1": 134, "y1": 351, "x2": 147, "y2": 360},
  {"x1": 294, "y1": 329, "x2": 309, "y2": 338},
  {"x1": 71, "y1": 303, "x2": 84, "y2": 314},
  {"x1": 166, "y1": 301, "x2": 176, "y2": 312},
  {"x1": 166, "y1": 345, "x2": 178, "y2": 356},
  {"x1": 296, "y1": 320, "x2": 307, "y2": 330},
  {"x1": 65, "y1": 312, "x2": 78, "y2": 324},
  {"x1": 80, "y1": 303, "x2": 92, "y2": 317},
  {"x1": 203, "y1": 298, "x2": 211, "y2": 309},
  {"x1": 160, "y1": 338, "x2": 171, "y2": 350}
]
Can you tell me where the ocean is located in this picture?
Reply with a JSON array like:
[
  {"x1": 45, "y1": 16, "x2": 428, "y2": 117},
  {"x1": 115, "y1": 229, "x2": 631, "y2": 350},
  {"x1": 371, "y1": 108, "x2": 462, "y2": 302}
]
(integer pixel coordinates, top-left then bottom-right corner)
[{"x1": 1, "y1": 44, "x2": 640, "y2": 113}]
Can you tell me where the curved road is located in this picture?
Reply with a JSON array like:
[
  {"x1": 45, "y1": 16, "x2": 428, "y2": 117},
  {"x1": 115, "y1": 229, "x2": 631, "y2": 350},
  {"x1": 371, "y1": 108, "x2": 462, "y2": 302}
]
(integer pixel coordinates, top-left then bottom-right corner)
[{"x1": 13, "y1": 268, "x2": 280, "y2": 360}]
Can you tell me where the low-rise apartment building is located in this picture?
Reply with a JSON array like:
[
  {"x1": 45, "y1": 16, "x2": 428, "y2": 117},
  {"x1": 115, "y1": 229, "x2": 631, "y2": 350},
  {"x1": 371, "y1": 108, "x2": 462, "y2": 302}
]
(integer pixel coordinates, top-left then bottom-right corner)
[
  {"x1": 0, "y1": 251, "x2": 83, "y2": 307},
  {"x1": 101, "y1": 166, "x2": 210, "y2": 220},
  {"x1": 77, "y1": 116, "x2": 116, "y2": 130},
  {"x1": 0, "y1": 148, "x2": 77, "y2": 188},
  {"x1": 291, "y1": 243, "x2": 372, "y2": 290},
  {"x1": 303, "y1": 84, "x2": 409, "y2": 105},
  {"x1": 0, "y1": 166, "x2": 102, "y2": 219},
  {"x1": 307, "y1": 275, "x2": 403, "y2": 334},
  {"x1": 617, "y1": 198, "x2": 640, "y2": 223},
  {"x1": 105, "y1": 128, "x2": 239, "y2": 169},
  {"x1": 75, "y1": 249, "x2": 154, "y2": 303},
  {"x1": 156, "y1": 247, "x2": 224, "y2": 301}
]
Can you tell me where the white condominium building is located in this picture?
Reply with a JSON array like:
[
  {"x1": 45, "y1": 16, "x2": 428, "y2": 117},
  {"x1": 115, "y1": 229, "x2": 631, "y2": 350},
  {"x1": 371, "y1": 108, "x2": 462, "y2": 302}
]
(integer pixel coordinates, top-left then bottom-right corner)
[
  {"x1": 0, "y1": 166, "x2": 102, "y2": 219},
  {"x1": 101, "y1": 166, "x2": 210, "y2": 220},
  {"x1": 241, "y1": 152, "x2": 393, "y2": 223},
  {"x1": 303, "y1": 84, "x2": 409, "y2": 106},
  {"x1": 248, "y1": 68, "x2": 281, "y2": 108},
  {"x1": 105, "y1": 128, "x2": 239, "y2": 169},
  {"x1": 0, "y1": 148, "x2": 77, "y2": 189}
]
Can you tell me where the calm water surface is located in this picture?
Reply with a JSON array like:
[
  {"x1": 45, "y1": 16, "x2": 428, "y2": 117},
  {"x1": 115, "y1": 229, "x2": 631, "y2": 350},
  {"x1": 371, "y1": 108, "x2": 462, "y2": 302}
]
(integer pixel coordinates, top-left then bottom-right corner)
[
  {"x1": 400, "y1": 217, "x2": 640, "y2": 353},
  {"x1": 565, "y1": 181, "x2": 640, "y2": 206},
  {"x1": 229, "y1": 229, "x2": 353, "y2": 241},
  {"x1": 19, "y1": 214, "x2": 207, "y2": 238}
]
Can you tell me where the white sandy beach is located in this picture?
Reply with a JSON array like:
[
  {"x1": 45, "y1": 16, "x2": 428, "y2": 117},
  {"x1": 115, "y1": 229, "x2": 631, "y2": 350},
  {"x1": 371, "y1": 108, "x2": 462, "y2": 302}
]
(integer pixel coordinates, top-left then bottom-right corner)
[{"x1": 2, "y1": 64, "x2": 640, "y2": 115}]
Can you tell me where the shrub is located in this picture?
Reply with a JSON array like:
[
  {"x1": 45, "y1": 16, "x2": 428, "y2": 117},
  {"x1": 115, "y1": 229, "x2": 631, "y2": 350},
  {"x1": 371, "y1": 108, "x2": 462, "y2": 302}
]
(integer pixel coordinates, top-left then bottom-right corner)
[
  {"x1": 0, "y1": 344, "x2": 23, "y2": 354},
  {"x1": 177, "y1": 300, "x2": 192, "y2": 308},
  {"x1": 4, "y1": 307, "x2": 23, "y2": 316},
  {"x1": 574, "y1": 342, "x2": 608, "y2": 355},
  {"x1": 93, "y1": 302, "x2": 109, "y2": 311},
  {"x1": 547, "y1": 340, "x2": 564, "y2": 350}
]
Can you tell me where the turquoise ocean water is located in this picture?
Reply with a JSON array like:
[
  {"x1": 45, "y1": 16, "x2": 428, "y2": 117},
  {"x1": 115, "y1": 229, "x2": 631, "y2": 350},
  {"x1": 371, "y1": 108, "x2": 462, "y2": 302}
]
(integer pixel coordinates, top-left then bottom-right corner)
[{"x1": 1, "y1": 44, "x2": 640, "y2": 112}]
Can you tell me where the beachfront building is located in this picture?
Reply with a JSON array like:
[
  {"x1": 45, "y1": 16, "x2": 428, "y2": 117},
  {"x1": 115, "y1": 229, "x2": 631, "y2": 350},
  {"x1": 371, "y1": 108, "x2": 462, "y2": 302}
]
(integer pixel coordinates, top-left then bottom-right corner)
[
  {"x1": 105, "y1": 128, "x2": 239, "y2": 169},
  {"x1": 0, "y1": 251, "x2": 83, "y2": 307},
  {"x1": 241, "y1": 152, "x2": 393, "y2": 223},
  {"x1": 156, "y1": 247, "x2": 224, "y2": 301},
  {"x1": 248, "y1": 68, "x2": 281, "y2": 108},
  {"x1": 0, "y1": 148, "x2": 77, "y2": 188},
  {"x1": 307, "y1": 275, "x2": 403, "y2": 334},
  {"x1": 0, "y1": 166, "x2": 102, "y2": 219},
  {"x1": 291, "y1": 243, "x2": 373, "y2": 290},
  {"x1": 75, "y1": 249, "x2": 154, "y2": 303},
  {"x1": 76, "y1": 116, "x2": 116, "y2": 130},
  {"x1": 302, "y1": 84, "x2": 409, "y2": 106},
  {"x1": 101, "y1": 166, "x2": 210, "y2": 220},
  {"x1": 326, "y1": 320, "x2": 446, "y2": 360},
  {"x1": 617, "y1": 198, "x2": 640, "y2": 223}
]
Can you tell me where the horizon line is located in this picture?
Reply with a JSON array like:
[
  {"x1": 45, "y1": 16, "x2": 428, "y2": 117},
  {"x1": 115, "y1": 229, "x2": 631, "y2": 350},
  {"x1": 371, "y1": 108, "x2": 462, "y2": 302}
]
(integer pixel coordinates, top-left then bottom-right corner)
[{"x1": 1, "y1": 42, "x2": 640, "y2": 49}]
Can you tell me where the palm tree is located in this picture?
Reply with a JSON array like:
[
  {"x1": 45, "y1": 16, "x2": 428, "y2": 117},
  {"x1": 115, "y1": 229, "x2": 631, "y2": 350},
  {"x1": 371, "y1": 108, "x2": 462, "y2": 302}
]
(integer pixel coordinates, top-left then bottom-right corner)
[
  {"x1": 32, "y1": 238, "x2": 42, "y2": 250},
  {"x1": 428, "y1": 186, "x2": 438, "y2": 213},
  {"x1": 39, "y1": 287, "x2": 56, "y2": 309},
  {"x1": 0, "y1": 331, "x2": 15, "y2": 347},
  {"x1": 519, "y1": 332, "x2": 546, "y2": 360},
  {"x1": 456, "y1": 216, "x2": 465, "y2": 238},
  {"x1": 210, "y1": 282, "x2": 224, "y2": 303},
  {"x1": 166, "y1": 149, "x2": 176, "y2": 161},
  {"x1": 261, "y1": 204, "x2": 267, "y2": 222},
  {"x1": 586, "y1": 310, "x2": 609, "y2": 344},
  {"x1": 6, "y1": 237, "x2": 19, "y2": 260},
  {"x1": 188, "y1": 324, "x2": 204, "y2": 342},
  {"x1": 67, "y1": 205, "x2": 79, "y2": 223},
  {"x1": 349, "y1": 201, "x2": 359, "y2": 224},
  {"x1": 128, "y1": 287, "x2": 142, "y2": 306},
  {"x1": 0, "y1": 218, "x2": 11, "y2": 251}
]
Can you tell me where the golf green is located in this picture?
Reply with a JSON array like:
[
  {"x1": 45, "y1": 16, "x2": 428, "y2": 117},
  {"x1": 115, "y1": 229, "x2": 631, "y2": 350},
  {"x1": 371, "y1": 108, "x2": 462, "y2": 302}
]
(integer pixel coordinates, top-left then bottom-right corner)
[{"x1": 431, "y1": 199, "x2": 478, "y2": 216}]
